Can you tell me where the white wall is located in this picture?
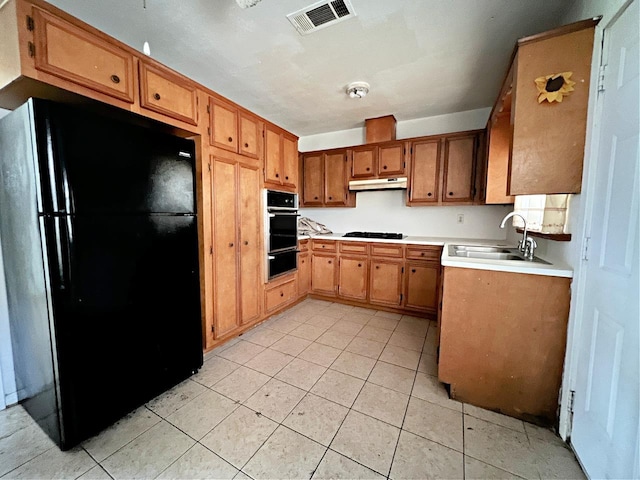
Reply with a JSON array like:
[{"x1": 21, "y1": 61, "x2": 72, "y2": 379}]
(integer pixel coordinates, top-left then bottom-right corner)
[{"x1": 299, "y1": 107, "x2": 511, "y2": 240}]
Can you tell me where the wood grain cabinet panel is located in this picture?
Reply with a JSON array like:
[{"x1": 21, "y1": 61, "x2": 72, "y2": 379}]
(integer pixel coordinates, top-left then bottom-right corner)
[
  {"x1": 282, "y1": 133, "x2": 298, "y2": 187},
  {"x1": 265, "y1": 125, "x2": 298, "y2": 188},
  {"x1": 404, "y1": 262, "x2": 439, "y2": 312},
  {"x1": 378, "y1": 142, "x2": 405, "y2": 177},
  {"x1": 32, "y1": 8, "x2": 135, "y2": 103},
  {"x1": 443, "y1": 135, "x2": 476, "y2": 202},
  {"x1": 351, "y1": 146, "x2": 377, "y2": 179},
  {"x1": 408, "y1": 140, "x2": 440, "y2": 204},
  {"x1": 298, "y1": 253, "x2": 310, "y2": 296},
  {"x1": 369, "y1": 260, "x2": 403, "y2": 307},
  {"x1": 239, "y1": 111, "x2": 261, "y2": 159},
  {"x1": 301, "y1": 150, "x2": 353, "y2": 208},
  {"x1": 325, "y1": 151, "x2": 349, "y2": 205},
  {"x1": 139, "y1": 61, "x2": 198, "y2": 125},
  {"x1": 302, "y1": 154, "x2": 324, "y2": 205},
  {"x1": 485, "y1": 112, "x2": 515, "y2": 204},
  {"x1": 265, "y1": 278, "x2": 297, "y2": 313},
  {"x1": 311, "y1": 254, "x2": 336, "y2": 296},
  {"x1": 338, "y1": 257, "x2": 368, "y2": 301},
  {"x1": 210, "y1": 97, "x2": 239, "y2": 152},
  {"x1": 370, "y1": 244, "x2": 403, "y2": 258}
]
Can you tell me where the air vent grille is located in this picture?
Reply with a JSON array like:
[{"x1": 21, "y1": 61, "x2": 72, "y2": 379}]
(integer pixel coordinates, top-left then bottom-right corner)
[{"x1": 287, "y1": 0, "x2": 355, "y2": 35}]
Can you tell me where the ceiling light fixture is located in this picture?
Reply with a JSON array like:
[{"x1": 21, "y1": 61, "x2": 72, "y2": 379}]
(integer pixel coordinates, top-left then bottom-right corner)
[
  {"x1": 346, "y1": 81, "x2": 370, "y2": 99},
  {"x1": 236, "y1": 0, "x2": 262, "y2": 8}
]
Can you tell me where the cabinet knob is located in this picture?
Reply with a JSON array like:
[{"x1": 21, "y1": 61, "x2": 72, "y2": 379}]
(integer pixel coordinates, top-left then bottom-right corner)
[
  {"x1": 153, "y1": 93, "x2": 161, "y2": 100},
  {"x1": 280, "y1": 292, "x2": 284, "y2": 297},
  {"x1": 244, "y1": 142, "x2": 249, "y2": 148},
  {"x1": 376, "y1": 266, "x2": 380, "y2": 270},
  {"x1": 275, "y1": 173, "x2": 280, "y2": 178},
  {"x1": 228, "y1": 137, "x2": 233, "y2": 142},
  {"x1": 322, "y1": 245, "x2": 325, "y2": 248},
  {"x1": 358, "y1": 263, "x2": 362, "y2": 267},
  {"x1": 328, "y1": 260, "x2": 332, "y2": 264},
  {"x1": 328, "y1": 196, "x2": 332, "y2": 200},
  {"x1": 427, "y1": 192, "x2": 432, "y2": 197},
  {"x1": 421, "y1": 252, "x2": 425, "y2": 256},
  {"x1": 383, "y1": 165, "x2": 387, "y2": 170},
  {"x1": 301, "y1": 260, "x2": 305, "y2": 264},
  {"x1": 448, "y1": 192, "x2": 454, "y2": 196},
  {"x1": 366, "y1": 167, "x2": 370, "y2": 171},
  {"x1": 110, "y1": 74, "x2": 120, "y2": 84},
  {"x1": 244, "y1": 241, "x2": 249, "y2": 246},
  {"x1": 314, "y1": 196, "x2": 318, "y2": 200},
  {"x1": 285, "y1": 176, "x2": 289, "y2": 180},
  {"x1": 229, "y1": 242, "x2": 234, "y2": 247},
  {"x1": 411, "y1": 269, "x2": 416, "y2": 273}
]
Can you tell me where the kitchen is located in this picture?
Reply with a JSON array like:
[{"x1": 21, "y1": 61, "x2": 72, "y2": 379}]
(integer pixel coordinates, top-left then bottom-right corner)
[{"x1": 0, "y1": 0, "x2": 637, "y2": 479}]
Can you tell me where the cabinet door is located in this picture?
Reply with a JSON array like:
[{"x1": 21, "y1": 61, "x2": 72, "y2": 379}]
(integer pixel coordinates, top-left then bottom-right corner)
[
  {"x1": 378, "y1": 143, "x2": 405, "y2": 176},
  {"x1": 404, "y1": 262, "x2": 439, "y2": 312},
  {"x1": 351, "y1": 146, "x2": 377, "y2": 179},
  {"x1": 443, "y1": 135, "x2": 476, "y2": 203},
  {"x1": 311, "y1": 254, "x2": 336, "y2": 296},
  {"x1": 210, "y1": 98, "x2": 238, "y2": 152},
  {"x1": 338, "y1": 257, "x2": 368, "y2": 301},
  {"x1": 139, "y1": 61, "x2": 197, "y2": 125},
  {"x1": 369, "y1": 260, "x2": 403, "y2": 306},
  {"x1": 325, "y1": 151, "x2": 349, "y2": 205},
  {"x1": 302, "y1": 154, "x2": 324, "y2": 206},
  {"x1": 409, "y1": 140, "x2": 440, "y2": 204},
  {"x1": 486, "y1": 113, "x2": 515, "y2": 204},
  {"x1": 33, "y1": 8, "x2": 134, "y2": 103},
  {"x1": 298, "y1": 253, "x2": 310, "y2": 296},
  {"x1": 282, "y1": 133, "x2": 298, "y2": 188},
  {"x1": 212, "y1": 159, "x2": 239, "y2": 337},
  {"x1": 265, "y1": 125, "x2": 282, "y2": 184},
  {"x1": 238, "y1": 164, "x2": 262, "y2": 325},
  {"x1": 238, "y1": 112, "x2": 261, "y2": 159}
]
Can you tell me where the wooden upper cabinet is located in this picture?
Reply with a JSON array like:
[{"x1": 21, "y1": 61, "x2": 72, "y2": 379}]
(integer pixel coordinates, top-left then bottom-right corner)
[
  {"x1": 486, "y1": 112, "x2": 515, "y2": 204},
  {"x1": 139, "y1": 61, "x2": 198, "y2": 125},
  {"x1": 265, "y1": 125, "x2": 281, "y2": 183},
  {"x1": 301, "y1": 149, "x2": 353, "y2": 208},
  {"x1": 32, "y1": 8, "x2": 135, "y2": 103},
  {"x1": 325, "y1": 151, "x2": 349, "y2": 205},
  {"x1": 282, "y1": 133, "x2": 298, "y2": 187},
  {"x1": 302, "y1": 153, "x2": 323, "y2": 205},
  {"x1": 378, "y1": 142, "x2": 405, "y2": 177},
  {"x1": 351, "y1": 146, "x2": 377, "y2": 179},
  {"x1": 443, "y1": 135, "x2": 476, "y2": 202},
  {"x1": 239, "y1": 111, "x2": 261, "y2": 159},
  {"x1": 409, "y1": 139, "x2": 440, "y2": 204},
  {"x1": 338, "y1": 257, "x2": 368, "y2": 301},
  {"x1": 265, "y1": 124, "x2": 298, "y2": 188},
  {"x1": 369, "y1": 260, "x2": 403, "y2": 307},
  {"x1": 210, "y1": 97, "x2": 238, "y2": 152}
]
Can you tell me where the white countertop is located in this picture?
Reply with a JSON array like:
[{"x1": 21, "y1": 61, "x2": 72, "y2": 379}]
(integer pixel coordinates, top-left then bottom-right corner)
[{"x1": 298, "y1": 233, "x2": 573, "y2": 278}]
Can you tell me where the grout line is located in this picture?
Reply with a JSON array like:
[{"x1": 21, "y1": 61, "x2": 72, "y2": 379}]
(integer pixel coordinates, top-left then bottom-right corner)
[{"x1": 462, "y1": 410, "x2": 466, "y2": 479}]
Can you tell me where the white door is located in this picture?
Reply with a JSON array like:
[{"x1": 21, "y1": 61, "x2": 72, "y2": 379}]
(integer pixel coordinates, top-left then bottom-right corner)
[{"x1": 570, "y1": 1, "x2": 639, "y2": 479}]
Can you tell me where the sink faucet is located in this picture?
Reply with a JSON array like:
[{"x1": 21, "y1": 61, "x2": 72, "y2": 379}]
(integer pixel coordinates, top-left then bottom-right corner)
[{"x1": 500, "y1": 212, "x2": 537, "y2": 260}]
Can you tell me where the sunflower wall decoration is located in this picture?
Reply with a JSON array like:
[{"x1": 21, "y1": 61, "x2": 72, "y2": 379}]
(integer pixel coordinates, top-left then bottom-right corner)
[{"x1": 535, "y1": 72, "x2": 576, "y2": 103}]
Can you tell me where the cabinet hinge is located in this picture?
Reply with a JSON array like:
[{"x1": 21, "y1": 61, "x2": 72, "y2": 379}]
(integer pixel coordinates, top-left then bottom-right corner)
[
  {"x1": 597, "y1": 64, "x2": 606, "y2": 93},
  {"x1": 400, "y1": 293, "x2": 403, "y2": 302},
  {"x1": 403, "y1": 161, "x2": 406, "y2": 169},
  {"x1": 206, "y1": 104, "x2": 210, "y2": 114},
  {"x1": 26, "y1": 15, "x2": 34, "y2": 31},
  {"x1": 208, "y1": 162, "x2": 211, "y2": 172},
  {"x1": 567, "y1": 389, "x2": 576, "y2": 433},
  {"x1": 207, "y1": 126, "x2": 210, "y2": 136},
  {"x1": 401, "y1": 267, "x2": 404, "y2": 273},
  {"x1": 27, "y1": 41, "x2": 35, "y2": 57},
  {"x1": 209, "y1": 245, "x2": 213, "y2": 255},
  {"x1": 582, "y1": 236, "x2": 590, "y2": 261},
  {"x1": 410, "y1": 146, "x2": 413, "y2": 155},
  {"x1": 211, "y1": 325, "x2": 215, "y2": 333}
]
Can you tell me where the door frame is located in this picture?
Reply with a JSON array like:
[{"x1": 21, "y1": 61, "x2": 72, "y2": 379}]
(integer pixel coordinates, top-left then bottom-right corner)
[{"x1": 558, "y1": 0, "x2": 636, "y2": 443}]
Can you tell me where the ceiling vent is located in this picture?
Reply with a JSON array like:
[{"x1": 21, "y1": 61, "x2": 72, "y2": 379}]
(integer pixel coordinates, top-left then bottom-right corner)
[{"x1": 286, "y1": 0, "x2": 356, "y2": 35}]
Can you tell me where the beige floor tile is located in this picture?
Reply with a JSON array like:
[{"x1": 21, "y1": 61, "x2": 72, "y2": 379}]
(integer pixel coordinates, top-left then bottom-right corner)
[
  {"x1": 217, "y1": 341, "x2": 265, "y2": 365},
  {"x1": 529, "y1": 436, "x2": 586, "y2": 479},
  {"x1": 275, "y1": 358, "x2": 328, "y2": 390},
  {"x1": 395, "y1": 318, "x2": 429, "y2": 337},
  {"x1": 357, "y1": 325, "x2": 393, "y2": 342},
  {"x1": 387, "y1": 331, "x2": 424, "y2": 352},
  {"x1": 316, "y1": 330, "x2": 355, "y2": 350},
  {"x1": 77, "y1": 465, "x2": 112, "y2": 480},
  {"x1": 353, "y1": 382, "x2": 409, "y2": 427},
  {"x1": 311, "y1": 369, "x2": 365, "y2": 407},
  {"x1": 201, "y1": 406, "x2": 278, "y2": 470},
  {"x1": 464, "y1": 456, "x2": 523, "y2": 479},
  {"x1": 322, "y1": 306, "x2": 349, "y2": 319},
  {"x1": 0, "y1": 423, "x2": 55, "y2": 477},
  {"x1": 403, "y1": 396, "x2": 463, "y2": 452},
  {"x1": 243, "y1": 426, "x2": 326, "y2": 480},
  {"x1": 312, "y1": 450, "x2": 385, "y2": 480},
  {"x1": 351, "y1": 306, "x2": 376, "y2": 315},
  {"x1": 3, "y1": 445, "x2": 96, "y2": 479},
  {"x1": 524, "y1": 422, "x2": 560, "y2": 442},
  {"x1": 411, "y1": 372, "x2": 462, "y2": 411},
  {"x1": 423, "y1": 326, "x2": 439, "y2": 355},
  {"x1": 290, "y1": 323, "x2": 328, "y2": 341},
  {"x1": 330, "y1": 351, "x2": 376, "y2": 379},
  {"x1": 213, "y1": 337, "x2": 241, "y2": 354},
  {"x1": 244, "y1": 378, "x2": 306, "y2": 423},
  {"x1": 244, "y1": 348, "x2": 294, "y2": 376},
  {"x1": 368, "y1": 361, "x2": 416, "y2": 395},
  {"x1": 330, "y1": 410, "x2": 400, "y2": 476},
  {"x1": 305, "y1": 314, "x2": 339, "y2": 329},
  {"x1": 266, "y1": 316, "x2": 303, "y2": 334},
  {"x1": 83, "y1": 407, "x2": 161, "y2": 462},
  {"x1": 297, "y1": 304, "x2": 328, "y2": 316},
  {"x1": 193, "y1": 356, "x2": 241, "y2": 387},
  {"x1": 157, "y1": 443, "x2": 238, "y2": 479},
  {"x1": 166, "y1": 389, "x2": 238, "y2": 440},
  {"x1": 283, "y1": 393, "x2": 349, "y2": 446},
  {"x1": 270, "y1": 334, "x2": 313, "y2": 356},
  {"x1": 298, "y1": 342, "x2": 342, "y2": 367},
  {"x1": 345, "y1": 337, "x2": 386, "y2": 359},
  {"x1": 234, "y1": 471, "x2": 252, "y2": 479},
  {"x1": 374, "y1": 310, "x2": 402, "y2": 320},
  {"x1": 242, "y1": 328, "x2": 285, "y2": 347},
  {"x1": 379, "y1": 344, "x2": 421, "y2": 370},
  {"x1": 329, "y1": 319, "x2": 364, "y2": 336},
  {"x1": 417, "y1": 353, "x2": 438, "y2": 376},
  {"x1": 366, "y1": 316, "x2": 399, "y2": 331},
  {"x1": 145, "y1": 379, "x2": 206, "y2": 418},
  {"x1": 0, "y1": 406, "x2": 33, "y2": 438},
  {"x1": 464, "y1": 415, "x2": 539, "y2": 479},
  {"x1": 390, "y1": 430, "x2": 463, "y2": 480},
  {"x1": 101, "y1": 420, "x2": 194, "y2": 480},
  {"x1": 463, "y1": 404, "x2": 525, "y2": 433},
  {"x1": 343, "y1": 312, "x2": 378, "y2": 326},
  {"x1": 212, "y1": 366, "x2": 270, "y2": 402}
]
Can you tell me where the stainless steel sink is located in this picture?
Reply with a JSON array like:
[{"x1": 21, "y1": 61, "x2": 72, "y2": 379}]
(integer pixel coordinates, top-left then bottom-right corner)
[{"x1": 448, "y1": 245, "x2": 551, "y2": 265}]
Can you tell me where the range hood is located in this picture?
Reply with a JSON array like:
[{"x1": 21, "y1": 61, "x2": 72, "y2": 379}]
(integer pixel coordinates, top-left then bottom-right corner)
[{"x1": 348, "y1": 177, "x2": 407, "y2": 191}]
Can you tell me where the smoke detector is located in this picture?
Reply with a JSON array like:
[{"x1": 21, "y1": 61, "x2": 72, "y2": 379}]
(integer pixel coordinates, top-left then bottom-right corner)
[{"x1": 346, "y1": 82, "x2": 370, "y2": 99}]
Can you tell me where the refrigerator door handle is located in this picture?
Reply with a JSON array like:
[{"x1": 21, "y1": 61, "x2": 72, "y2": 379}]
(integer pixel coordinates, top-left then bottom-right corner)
[{"x1": 46, "y1": 215, "x2": 72, "y2": 292}]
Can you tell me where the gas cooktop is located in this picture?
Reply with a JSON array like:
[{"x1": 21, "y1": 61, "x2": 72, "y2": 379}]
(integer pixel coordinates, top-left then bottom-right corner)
[{"x1": 343, "y1": 232, "x2": 406, "y2": 239}]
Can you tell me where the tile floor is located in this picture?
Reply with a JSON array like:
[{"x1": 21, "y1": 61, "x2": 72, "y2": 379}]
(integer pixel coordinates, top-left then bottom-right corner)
[{"x1": 0, "y1": 299, "x2": 586, "y2": 479}]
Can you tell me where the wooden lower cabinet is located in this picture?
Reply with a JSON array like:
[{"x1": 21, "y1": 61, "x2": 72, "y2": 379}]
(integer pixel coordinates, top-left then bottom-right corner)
[
  {"x1": 298, "y1": 253, "x2": 311, "y2": 296},
  {"x1": 369, "y1": 259, "x2": 403, "y2": 307},
  {"x1": 265, "y1": 277, "x2": 297, "y2": 313},
  {"x1": 338, "y1": 256, "x2": 368, "y2": 301},
  {"x1": 404, "y1": 262, "x2": 439, "y2": 313},
  {"x1": 311, "y1": 254, "x2": 337, "y2": 296}
]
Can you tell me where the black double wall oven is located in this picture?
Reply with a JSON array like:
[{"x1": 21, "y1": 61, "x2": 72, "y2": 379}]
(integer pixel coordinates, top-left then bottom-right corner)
[{"x1": 264, "y1": 190, "x2": 299, "y2": 280}]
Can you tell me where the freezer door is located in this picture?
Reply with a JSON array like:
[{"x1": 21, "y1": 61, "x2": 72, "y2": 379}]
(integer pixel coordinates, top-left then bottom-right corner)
[
  {"x1": 43, "y1": 214, "x2": 202, "y2": 448},
  {"x1": 32, "y1": 99, "x2": 196, "y2": 215}
]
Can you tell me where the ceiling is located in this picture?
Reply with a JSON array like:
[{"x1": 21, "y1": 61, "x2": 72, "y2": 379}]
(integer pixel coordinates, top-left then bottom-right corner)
[{"x1": 48, "y1": 0, "x2": 574, "y2": 137}]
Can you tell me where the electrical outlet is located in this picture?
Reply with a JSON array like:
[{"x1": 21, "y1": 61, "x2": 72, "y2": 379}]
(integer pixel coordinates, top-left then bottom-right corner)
[{"x1": 457, "y1": 214, "x2": 464, "y2": 224}]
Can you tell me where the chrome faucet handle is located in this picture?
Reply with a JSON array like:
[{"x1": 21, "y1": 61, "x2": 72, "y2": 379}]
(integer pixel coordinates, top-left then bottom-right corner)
[{"x1": 523, "y1": 237, "x2": 537, "y2": 260}]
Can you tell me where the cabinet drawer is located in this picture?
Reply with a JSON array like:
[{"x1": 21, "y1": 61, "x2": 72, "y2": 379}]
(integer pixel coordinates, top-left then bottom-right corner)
[
  {"x1": 312, "y1": 240, "x2": 337, "y2": 253},
  {"x1": 299, "y1": 239, "x2": 310, "y2": 252},
  {"x1": 370, "y1": 243, "x2": 404, "y2": 258},
  {"x1": 406, "y1": 245, "x2": 442, "y2": 261},
  {"x1": 265, "y1": 278, "x2": 297, "y2": 312},
  {"x1": 339, "y1": 242, "x2": 368, "y2": 255},
  {"x1": 33, "y1": 8, "x2": 135, "y2": 103},
  {"x1": 139, "y1": 61, "x2": 198, "y2": 125}
]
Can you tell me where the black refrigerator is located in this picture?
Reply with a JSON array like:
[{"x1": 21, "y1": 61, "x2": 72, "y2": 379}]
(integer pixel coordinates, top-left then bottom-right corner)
[{"x1": 0, "y1": 98, "x2": 203, "y2": 450}]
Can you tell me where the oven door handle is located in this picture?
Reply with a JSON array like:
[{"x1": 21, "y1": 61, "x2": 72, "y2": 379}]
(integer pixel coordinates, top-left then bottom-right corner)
[
  {"x1": 268, "y1": 212, "x2": 300, "y2": 217},
  {"x1": 268, "y1": 255, "x2": 276, "y2": 260}
]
